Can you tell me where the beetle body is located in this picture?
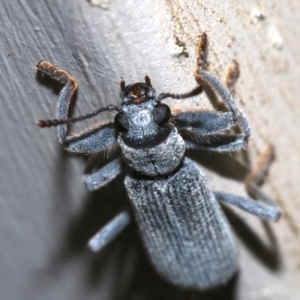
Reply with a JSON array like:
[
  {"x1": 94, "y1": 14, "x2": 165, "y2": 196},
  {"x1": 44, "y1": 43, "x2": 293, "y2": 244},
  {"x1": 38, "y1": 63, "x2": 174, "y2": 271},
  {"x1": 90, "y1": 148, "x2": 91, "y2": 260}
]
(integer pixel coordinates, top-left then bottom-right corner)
[
  {"x1": 35, "y1": 33, "x2": 281, "y2": 290},
  {"x1": 125, "y1": 158, "x2": 237, "y2": 289},
  {"x1": 116, "y1": 84, "x2": 237, "y2": 288}
]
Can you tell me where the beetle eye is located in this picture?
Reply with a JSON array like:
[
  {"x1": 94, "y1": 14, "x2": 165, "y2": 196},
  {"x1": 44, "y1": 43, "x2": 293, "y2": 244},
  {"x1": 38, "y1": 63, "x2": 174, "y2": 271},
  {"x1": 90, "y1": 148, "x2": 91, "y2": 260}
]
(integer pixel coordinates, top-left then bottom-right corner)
[
  {"x1": 114, "y1": 112, "x2": 129, "y2": 133},
  {"x1": 153, "y1": 103, "x2": 171, "y2": 126}
]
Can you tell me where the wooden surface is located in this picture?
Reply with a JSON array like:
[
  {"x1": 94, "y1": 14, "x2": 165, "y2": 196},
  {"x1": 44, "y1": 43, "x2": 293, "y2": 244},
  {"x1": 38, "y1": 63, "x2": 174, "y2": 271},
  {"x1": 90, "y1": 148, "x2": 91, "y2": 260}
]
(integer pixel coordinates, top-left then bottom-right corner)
[{"x1": 1, "y1": 0, "x2": 300, "y2": 299}]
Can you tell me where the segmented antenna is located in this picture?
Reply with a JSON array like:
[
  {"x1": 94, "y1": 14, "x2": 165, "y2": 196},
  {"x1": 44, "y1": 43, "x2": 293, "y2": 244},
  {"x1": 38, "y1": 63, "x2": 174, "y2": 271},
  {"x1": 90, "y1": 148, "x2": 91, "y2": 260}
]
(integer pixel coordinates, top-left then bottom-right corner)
[
  {"x1": 145, "y1": 75, "x2": 152, "y2": 86},
  {"x1": 156, "y1": 85, "x2": 203, "y2": 102},
  {"x1": 37, "y1": 105, "x2": 120, "y2": 128},
  {"x1": 120, "y1": 79, "x2": 126, "y2": 91}
]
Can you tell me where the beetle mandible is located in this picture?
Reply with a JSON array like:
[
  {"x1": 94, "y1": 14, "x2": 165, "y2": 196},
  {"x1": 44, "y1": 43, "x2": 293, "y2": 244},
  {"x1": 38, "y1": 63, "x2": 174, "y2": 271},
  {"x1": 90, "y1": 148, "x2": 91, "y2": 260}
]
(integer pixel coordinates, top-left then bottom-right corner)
[{"x1": 35, "y1": 33, "x2": 281, "y2": 290}]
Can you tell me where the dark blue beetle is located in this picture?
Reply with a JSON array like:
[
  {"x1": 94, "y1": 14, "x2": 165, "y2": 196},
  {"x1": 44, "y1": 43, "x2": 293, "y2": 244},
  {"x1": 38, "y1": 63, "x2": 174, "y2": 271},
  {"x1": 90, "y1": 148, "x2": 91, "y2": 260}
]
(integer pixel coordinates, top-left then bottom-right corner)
[{"x1": 36, "y1": 33, "x2": 281, "y2": 290}]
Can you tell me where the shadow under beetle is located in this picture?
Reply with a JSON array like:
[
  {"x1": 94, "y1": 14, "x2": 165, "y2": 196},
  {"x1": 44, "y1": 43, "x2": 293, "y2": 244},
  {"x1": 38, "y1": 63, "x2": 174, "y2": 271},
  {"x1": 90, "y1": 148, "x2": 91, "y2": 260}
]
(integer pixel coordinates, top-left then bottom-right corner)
[{"x1": 36, "y1": 33, "x2": 281, "y2": 290}]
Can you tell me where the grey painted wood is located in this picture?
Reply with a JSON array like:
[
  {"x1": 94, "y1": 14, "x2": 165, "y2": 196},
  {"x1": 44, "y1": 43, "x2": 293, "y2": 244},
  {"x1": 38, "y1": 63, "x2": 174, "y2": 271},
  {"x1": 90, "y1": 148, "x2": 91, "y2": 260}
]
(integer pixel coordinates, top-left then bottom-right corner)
[{"x1": 1, "y1": 0, "x2": 300, "y2": 299}]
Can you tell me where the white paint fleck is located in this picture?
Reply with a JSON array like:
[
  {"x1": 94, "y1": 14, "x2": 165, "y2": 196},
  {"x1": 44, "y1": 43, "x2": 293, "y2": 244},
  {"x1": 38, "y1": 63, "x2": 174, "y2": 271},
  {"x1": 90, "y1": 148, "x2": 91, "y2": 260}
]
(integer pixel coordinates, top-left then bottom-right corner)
[
  {"x1": 251, "y1": 7, "x2": 265, "y2": 23},
  {"x1": 250, "y1": 7, "x2": 284, "y2": 50},
  {"x1": 268, "y1": 25, "x2": 284, "y2": 50}
]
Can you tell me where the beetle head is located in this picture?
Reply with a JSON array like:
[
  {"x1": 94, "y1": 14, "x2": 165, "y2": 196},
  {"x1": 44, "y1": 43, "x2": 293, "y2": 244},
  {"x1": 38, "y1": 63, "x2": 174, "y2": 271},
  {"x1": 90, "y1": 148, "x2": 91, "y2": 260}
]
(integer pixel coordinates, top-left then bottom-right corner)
[
  {"x1": 120, "y1": 76, "x2": 156, "y2": 104},
  {"x1": 115, "y1": 76, "x2": 171, "y2": 147}
]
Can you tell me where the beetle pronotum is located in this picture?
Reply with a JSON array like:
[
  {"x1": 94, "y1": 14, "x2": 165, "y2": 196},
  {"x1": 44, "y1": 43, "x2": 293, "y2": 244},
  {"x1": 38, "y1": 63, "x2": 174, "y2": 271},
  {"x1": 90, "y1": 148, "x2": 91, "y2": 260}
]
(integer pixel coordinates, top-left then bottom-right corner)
[{"x1": 35, "y1": 33, "x2": 281, "y2": 290}]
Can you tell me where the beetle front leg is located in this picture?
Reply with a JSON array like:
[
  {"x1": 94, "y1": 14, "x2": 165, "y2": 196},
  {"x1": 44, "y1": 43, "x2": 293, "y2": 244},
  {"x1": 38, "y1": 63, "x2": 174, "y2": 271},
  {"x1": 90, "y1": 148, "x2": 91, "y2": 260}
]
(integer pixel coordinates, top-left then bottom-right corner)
[
  {"x1": 36, "y1": 62, "x2": 117, "y2": 154},
  {"x1": 173, "y1": 34, "x2": 250, "y2": 148},
  {"x1": 207, "y1": 59, "x2": 241, "y2": 112},
  {"x1": 225, "y1": 60, "x2": 240, "y2": 97},
  {"x1": 36, "y1": 61, "x2": 78, "y2": 143},
  {"x1": 195, "y1": 33, "x2": 251, "y2": 139}
]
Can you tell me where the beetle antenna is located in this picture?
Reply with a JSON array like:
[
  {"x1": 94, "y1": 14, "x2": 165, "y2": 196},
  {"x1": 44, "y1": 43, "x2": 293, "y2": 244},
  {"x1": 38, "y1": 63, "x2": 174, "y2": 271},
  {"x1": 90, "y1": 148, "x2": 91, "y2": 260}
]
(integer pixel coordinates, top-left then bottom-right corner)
[
  {"x1": 155, "y1": 85, "x2": 203, "y2": 102},
  {"x1": 37, "y1": 105, "x2": 120, "y2": 128},
  {"x1": 145, "y1": 75, "x2": 152, "y2": 86},
  {"x1": 120, "y1": 79, "x2": 126, "y2": 91}
]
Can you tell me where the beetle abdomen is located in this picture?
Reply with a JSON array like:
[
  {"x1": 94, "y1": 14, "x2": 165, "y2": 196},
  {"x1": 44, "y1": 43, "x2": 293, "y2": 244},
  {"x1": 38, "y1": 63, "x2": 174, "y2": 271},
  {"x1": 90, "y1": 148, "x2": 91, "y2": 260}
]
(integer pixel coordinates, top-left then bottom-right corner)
[{"x1": 125, "y1": 158, "x2": 238, "y2": 290}]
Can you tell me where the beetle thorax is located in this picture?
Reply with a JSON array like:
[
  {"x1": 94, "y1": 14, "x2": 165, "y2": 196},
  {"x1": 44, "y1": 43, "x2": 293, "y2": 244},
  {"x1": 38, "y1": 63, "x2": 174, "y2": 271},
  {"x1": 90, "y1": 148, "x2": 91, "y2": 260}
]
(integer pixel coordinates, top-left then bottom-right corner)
[
  {"x1": 119, "y1": 127, "x2": 185, "y2": 177},
  {"x1": 116, "y1": 100, "x2": 185, "y2": 177}
]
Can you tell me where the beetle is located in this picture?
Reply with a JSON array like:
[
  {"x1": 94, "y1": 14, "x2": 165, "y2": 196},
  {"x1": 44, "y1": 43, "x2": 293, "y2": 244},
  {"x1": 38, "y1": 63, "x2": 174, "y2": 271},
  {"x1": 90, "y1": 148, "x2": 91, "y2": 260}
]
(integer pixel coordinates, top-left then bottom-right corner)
[{"x1": 35, "y1": 33, "x2": 281, "y2": 290}]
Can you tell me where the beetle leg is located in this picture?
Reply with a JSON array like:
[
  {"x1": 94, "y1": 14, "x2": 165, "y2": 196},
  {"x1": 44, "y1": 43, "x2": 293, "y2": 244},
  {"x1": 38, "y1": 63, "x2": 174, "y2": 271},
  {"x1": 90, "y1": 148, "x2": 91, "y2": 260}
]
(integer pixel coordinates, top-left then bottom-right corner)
[
  {"x1": 214, "y1": 191, "x2": 281, "y2": 222},
  {"x1": 36, "y1": 61, "x2": 78, "y2": 142},
  {"x1": 82, "y1": 158, "x2": 122, "y2": 191},
  {"x1": 206, "y1": 59, "x2": 240, "y2": 112},
  {"x1": 173, "y1": 36, "x2": 249, "y2": 139},
  {"x1": 174, "y1": 59, "x2": 240, "y2": 135},
  {"x1": 224, "y1": 60, "x2": 253, "y2": 140},
  {"x1": 36, "y1": 62, "x2": 117, "y2": 153},
  {"x1": 197, "y1": 64, "x2": 251, "y2": 138},
  {"x1": 88, "y1": 210, "x2": 131, "y2": 252},
  {"x1": 224, "y1": 60, "x2": 240, "y2": 97},
  {"x1": 245, "y1": 145, "x2": 279, "y2": 207},
  {"x1": 214, "y1": 145, "x2": 281, "y2": 221},
  {"x1": 184, "y1": 133, "x2": 248, "y2": 152},
  {"x1": 174, "y1": 111, "x2": 236, "y2": 135},
  {"x1": 195, "y1": 34, "x2": 251, "y2": 139}
]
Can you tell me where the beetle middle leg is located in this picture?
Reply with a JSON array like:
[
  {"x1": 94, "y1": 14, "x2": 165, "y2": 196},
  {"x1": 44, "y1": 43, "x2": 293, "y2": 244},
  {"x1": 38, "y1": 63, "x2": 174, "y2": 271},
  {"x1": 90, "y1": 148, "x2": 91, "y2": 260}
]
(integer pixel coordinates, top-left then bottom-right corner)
[{"x1": 82, "y1": 157, "x2": 123, "y2": 191}]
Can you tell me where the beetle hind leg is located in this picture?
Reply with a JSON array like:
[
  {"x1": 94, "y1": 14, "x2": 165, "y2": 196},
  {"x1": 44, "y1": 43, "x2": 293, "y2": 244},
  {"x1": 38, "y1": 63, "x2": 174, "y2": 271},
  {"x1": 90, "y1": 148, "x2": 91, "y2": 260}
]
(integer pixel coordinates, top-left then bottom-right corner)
[
  {"x1": 245, "y1": 145, "x2": 278, "y2": 207},
  {"x1": 215, "y1": 145, "x2": 281, "y2": 222},
  {"x1": 88, "y1": 211, "x2": 131, "y2": 252}
]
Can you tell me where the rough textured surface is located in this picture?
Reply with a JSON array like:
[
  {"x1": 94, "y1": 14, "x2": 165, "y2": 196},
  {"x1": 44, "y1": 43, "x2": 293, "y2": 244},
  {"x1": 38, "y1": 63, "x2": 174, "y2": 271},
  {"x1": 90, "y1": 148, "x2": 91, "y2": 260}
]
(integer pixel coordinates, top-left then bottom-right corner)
[{"x1": 1, "y1": 0, "x2": 300, "y2": 299}]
